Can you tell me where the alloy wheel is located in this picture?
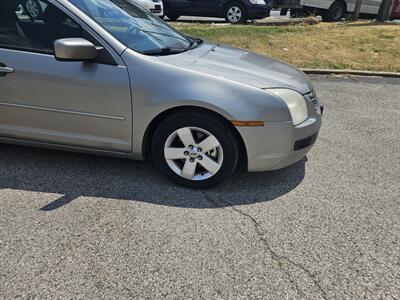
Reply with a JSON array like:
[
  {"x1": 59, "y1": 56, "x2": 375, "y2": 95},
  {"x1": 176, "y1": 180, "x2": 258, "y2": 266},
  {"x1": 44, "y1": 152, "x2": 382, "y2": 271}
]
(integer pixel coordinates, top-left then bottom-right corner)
[
  {"x1": 164, "y1": 127, "x2": 224, "y2": 181},
  {"x1": 227, "y1": 6, "x2": 242, "y2": 23},
  {"x1": 25, "y1": 0, "x2": 41, "y2": 18}
]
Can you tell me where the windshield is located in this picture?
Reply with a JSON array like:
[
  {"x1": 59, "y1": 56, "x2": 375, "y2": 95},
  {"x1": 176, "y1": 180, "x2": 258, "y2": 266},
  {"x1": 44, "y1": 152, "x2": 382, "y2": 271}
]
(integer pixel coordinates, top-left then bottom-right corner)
[{"x1": 69, "y1": 0, "x2": 193, "y2": 54}]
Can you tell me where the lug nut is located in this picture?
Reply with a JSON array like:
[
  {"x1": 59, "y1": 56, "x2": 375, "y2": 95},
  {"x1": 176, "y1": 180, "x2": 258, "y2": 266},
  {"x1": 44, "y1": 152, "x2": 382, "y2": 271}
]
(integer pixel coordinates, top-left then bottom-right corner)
[
  {"x1": 189, "y1": 158, "x2": 195, "y2": 162},
  {"x1": 189, "y1": 145, "x2": 193, "y2": 149},
  {"x1": 198, "y1": 156, "x2": 203, "y2": 160},
  {"x1": 198, "y1": 148, "x2": 202, "y2": 152},
  {"x1": 184, "y1": 151, "x2": 189, "y2": 156}
]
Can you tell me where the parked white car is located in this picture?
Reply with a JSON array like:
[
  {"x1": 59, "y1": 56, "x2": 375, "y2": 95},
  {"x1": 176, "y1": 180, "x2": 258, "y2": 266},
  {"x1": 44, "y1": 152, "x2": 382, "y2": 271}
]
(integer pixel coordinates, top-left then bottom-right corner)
[
  {"x1": 133, "y1": 0, "x2": 164, "y2": 16},
  {"x1": 17, "y1": 0, "x2": 164, "y2": 19}
]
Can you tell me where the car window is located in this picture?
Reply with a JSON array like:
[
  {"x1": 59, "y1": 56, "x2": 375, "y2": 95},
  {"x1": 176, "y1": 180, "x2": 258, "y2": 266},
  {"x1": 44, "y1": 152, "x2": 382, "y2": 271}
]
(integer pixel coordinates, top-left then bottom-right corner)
[
  {"x1": 69, "y1": 0, "x2": 192, "y2": 54},
  {"x1": 0, "y1": 0, "x2": 83, "y2": 53}
]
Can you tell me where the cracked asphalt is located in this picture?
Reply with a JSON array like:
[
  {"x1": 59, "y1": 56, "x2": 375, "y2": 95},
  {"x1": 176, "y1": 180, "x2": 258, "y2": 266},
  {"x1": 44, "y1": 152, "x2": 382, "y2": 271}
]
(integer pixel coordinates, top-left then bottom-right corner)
[{"x1": 0, "y1": 75, "x2": 399, "y2": 299}]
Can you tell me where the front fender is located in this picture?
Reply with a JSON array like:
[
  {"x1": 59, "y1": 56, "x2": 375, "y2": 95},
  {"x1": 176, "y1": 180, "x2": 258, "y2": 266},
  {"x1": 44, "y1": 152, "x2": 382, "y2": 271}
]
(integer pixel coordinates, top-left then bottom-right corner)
[{"x1": 121, "y1": 49, "x2": 291, "y2": 158}]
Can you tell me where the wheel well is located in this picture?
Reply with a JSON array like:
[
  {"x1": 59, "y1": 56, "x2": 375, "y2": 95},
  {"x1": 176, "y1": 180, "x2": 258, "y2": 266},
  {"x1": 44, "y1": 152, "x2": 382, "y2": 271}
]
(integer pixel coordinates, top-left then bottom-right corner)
[
  {"x1": 224, "y1": 1, "x2": 246, "y2": 13},
  {"x1": 330, "y1": 0, "x2": 347, "y2": 11},
  {"x1": 142, "y1": 106, "x2": 248, "y2": 172}
]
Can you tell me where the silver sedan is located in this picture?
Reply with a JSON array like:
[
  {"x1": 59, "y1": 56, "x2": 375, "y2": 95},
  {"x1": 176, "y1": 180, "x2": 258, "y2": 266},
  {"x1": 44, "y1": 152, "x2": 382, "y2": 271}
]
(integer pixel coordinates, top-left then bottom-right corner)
[{"x1": 0, "y1": 0, "x2": 322, "y2": 188}]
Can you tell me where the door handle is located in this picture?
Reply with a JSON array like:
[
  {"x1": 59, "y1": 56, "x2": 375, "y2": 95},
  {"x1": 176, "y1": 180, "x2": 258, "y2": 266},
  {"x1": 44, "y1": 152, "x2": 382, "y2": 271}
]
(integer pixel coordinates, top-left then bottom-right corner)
[{"x1": 0, "y1": 64, "x2": 14, "y2": 77}]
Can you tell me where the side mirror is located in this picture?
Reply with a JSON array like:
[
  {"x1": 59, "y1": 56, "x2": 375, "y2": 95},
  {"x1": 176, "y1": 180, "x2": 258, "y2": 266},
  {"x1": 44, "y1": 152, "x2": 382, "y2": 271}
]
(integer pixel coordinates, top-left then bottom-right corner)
[{"x1": 54, "y1": 38, "x2": 103, "y2": 62}]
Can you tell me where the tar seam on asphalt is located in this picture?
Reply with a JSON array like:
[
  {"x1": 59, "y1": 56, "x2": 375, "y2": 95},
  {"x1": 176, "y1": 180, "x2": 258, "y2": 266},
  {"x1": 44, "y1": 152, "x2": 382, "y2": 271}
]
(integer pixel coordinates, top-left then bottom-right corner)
[{"x1": 201, "y1": 191, "x2": 329, "y2": 300}]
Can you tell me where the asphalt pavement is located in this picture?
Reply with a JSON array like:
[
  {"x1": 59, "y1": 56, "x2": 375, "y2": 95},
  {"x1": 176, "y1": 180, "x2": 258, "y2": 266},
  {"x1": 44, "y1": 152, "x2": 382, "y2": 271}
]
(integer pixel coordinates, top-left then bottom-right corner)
[{"x1": 1, "y1": 75, "x2": 399, "y2": 299}]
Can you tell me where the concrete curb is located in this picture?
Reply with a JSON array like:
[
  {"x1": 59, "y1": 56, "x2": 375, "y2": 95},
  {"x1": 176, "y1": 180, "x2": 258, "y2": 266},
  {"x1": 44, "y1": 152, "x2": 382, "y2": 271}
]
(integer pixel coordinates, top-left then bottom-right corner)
[
  {"x1": 301, "y1": 68, "x2": 400, "y2": 78},
  {"x1": 171, "y1": 17, "x2": 319, "y2": 26}
]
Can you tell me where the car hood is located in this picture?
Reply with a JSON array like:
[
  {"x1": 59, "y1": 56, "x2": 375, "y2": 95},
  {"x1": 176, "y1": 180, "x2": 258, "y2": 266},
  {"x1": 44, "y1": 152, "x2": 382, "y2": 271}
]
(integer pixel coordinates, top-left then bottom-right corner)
[{"x1": 158, "y1": 42, "x2": 313, "y2": 94}]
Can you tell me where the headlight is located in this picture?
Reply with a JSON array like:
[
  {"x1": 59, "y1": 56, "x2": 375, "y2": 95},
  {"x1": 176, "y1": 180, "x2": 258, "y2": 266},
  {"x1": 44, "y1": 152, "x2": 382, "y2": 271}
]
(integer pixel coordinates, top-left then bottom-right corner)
[
  {"x1": 268, "y1": 89, "x2": 308, "y2": 125},
  {"x1": 250, "y1": 0, "x2": 266, "y2": 4}
]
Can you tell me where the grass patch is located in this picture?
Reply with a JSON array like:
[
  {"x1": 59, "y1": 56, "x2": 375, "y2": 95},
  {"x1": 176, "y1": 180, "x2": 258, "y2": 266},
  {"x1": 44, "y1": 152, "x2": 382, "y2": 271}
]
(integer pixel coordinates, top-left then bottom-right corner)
[{"x1": 173, "y1": 21, "x2": 400, "y2": 72}]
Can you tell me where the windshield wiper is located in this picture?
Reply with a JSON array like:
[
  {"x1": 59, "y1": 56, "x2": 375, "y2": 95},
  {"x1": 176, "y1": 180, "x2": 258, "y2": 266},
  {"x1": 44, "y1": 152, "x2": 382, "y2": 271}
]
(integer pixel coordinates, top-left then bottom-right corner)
[
  {"x1": 140, "y1": 47, "x2": 187, "y2": 56},
  {"x1": 139, "y1": 29, "x2": 191, "y2": 44},
  {"x1": 186, "y1": 36, "x2": 203, "y2": 50}
]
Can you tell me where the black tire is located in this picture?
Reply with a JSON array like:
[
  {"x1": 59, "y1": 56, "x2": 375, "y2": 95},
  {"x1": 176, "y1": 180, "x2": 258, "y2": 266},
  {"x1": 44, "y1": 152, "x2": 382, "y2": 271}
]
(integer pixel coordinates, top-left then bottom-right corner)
[
  {"x1": 322, "y1": 1, "x2": 346, "y2": 21},
  {"x1": 152, "y1": 112, "x2": 239, "y2": 189},
  {"x1": 166, "y1": 14, "x2": 180, "y2": 21},
  {"x1": 224, "y1": 2, "x2": 246, "y2": 24}
]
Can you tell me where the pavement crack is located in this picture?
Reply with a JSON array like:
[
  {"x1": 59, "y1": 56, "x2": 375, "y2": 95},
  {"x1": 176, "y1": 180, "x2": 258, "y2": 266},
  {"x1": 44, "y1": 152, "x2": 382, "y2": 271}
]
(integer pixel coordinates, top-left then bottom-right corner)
[{"x1": 202, "y1": 191, "x2": 328, "y2": 300}]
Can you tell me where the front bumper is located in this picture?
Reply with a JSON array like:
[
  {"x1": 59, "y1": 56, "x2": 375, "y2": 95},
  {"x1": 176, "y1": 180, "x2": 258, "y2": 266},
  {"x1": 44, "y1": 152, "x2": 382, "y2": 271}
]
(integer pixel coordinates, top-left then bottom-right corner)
[
  {"x1": 246, "y1": 4, "x2": 271, "y2": 19},
  {"x1": 237, "y1": 100, "x2": 322, "y2": 172}
]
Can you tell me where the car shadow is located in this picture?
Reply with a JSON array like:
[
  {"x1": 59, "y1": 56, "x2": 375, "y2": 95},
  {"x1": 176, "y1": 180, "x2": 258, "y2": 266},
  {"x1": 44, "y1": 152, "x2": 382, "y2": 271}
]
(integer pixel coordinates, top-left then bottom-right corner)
[{"x1": 0, "y1": 144, "x2": 306, "y2": 210}]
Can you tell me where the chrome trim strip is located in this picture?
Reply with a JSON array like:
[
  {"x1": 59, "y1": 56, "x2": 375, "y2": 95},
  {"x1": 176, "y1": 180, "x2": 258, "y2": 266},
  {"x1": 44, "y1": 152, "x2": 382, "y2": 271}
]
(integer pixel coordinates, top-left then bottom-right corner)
[{"x1": 0, "y1": 101, "x2": 125, "y2": 121}]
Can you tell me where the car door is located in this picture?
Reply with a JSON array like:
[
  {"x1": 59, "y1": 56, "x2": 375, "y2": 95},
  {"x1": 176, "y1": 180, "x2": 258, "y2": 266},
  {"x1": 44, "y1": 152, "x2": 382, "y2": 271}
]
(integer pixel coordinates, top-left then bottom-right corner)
[
  {"x1": 187, "y1": 0, "x2": 222, "y2": 16},
  {"x1": 163, "y1": 0, "x2": 183, "y2": 13},
  {"x1": 164, "y1": 0, "x2": 209, "y2": 16},
  {"x1": 0, "y1": 0, "x2": 132, "y2": 152}
]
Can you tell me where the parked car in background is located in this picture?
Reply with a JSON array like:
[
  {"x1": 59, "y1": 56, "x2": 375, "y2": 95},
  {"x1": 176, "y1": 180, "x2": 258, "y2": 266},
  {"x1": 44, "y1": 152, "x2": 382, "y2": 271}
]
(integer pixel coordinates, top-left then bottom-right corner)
[
  {"x1": 133, "y1": 0, "x2": 164, "y2": 17},
  {"x1": 300, "y1": 0, "x2": 382, "y2": 21},
  {"x1": 18, "y1": 0, "x2": 164, "y2": 18},
  {"x1": 163, "y1": 0, "x2": 271, "y2": 23},
  {"x1": 272, "y1": 0, "x2": 383, "y2": 21}
]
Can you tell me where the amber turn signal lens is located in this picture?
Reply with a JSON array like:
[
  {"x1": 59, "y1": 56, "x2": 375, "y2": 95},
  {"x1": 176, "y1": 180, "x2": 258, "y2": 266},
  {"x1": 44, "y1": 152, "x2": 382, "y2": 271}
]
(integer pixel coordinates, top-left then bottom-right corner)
[{"x1": 231, "y1": 120, "x2": 264, "y2": 127}]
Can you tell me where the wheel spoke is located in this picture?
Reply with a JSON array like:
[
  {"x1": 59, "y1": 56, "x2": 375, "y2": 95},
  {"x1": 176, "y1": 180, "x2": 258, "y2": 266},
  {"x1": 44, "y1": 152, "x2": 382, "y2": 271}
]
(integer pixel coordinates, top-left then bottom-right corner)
[
  {"x1": 164, "y1": 147, "x2": 186, "y2": 160},
  {"x1": 177, "y1": 127, "x2": 195, "y2": 147},
  {"x1": 181, "y1": 159, "x2": 197, "y2": 179},
  {"x1": 164, "y1": 126, "x2": 224, "y2": 181},
  {"x1": 198, "y1": 135, "x2": 220, "y2": 153},
  {"x1": 198, "y1": 155, "x2": 221, "y2": 175}
]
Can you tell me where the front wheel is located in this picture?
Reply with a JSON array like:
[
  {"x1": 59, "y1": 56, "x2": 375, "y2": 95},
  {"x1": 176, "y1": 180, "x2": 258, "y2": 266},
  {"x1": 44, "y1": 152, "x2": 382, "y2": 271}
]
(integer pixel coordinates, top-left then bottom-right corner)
[
  {"x1": 322, "y1": 1, "x2": 346, "y2": 21},
  {"x1": 152, "y1": 112, "x2": 239, "y2": 189},
  {"x1": 225, "y1": 2, "x2": 246, "y2": 24}
]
